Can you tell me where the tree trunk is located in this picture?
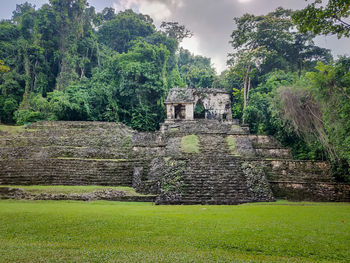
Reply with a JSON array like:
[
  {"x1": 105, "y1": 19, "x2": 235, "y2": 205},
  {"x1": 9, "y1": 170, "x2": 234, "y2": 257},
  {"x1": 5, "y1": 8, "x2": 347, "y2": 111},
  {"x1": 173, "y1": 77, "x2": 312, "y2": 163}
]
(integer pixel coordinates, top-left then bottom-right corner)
[
  {"x1": 247, "y1": 76, "x2": 251, "y2": 102},
  {"x1": 20, "y1": 50, "x2": 31, "y2": 110},
  {"x1": 242, "y1": 64, "x2": 251, "y2": 124}
]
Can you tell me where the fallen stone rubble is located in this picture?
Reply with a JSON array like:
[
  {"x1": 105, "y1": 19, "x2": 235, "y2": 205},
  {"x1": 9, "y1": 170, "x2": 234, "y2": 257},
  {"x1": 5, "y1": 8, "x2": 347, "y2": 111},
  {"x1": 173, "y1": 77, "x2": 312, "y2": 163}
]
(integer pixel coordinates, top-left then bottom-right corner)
[{"x1": 0, "y1": 187, "x2": 155, "y2": 202}]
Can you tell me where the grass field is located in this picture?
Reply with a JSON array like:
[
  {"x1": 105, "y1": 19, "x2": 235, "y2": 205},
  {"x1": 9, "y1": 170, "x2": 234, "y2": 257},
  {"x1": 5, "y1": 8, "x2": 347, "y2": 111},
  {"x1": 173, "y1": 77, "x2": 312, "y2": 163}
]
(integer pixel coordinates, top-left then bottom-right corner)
[{"x1": 0, "y1": 200, "x2": 349, "y2": 263}]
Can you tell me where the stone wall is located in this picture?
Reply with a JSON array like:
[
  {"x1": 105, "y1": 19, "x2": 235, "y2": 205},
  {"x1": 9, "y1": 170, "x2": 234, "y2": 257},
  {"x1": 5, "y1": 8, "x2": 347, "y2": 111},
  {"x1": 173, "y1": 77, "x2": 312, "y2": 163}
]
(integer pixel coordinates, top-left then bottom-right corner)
[
  {"x1": 0, "y1": 158, "x2": 146, "y2": 186},
  {"x1": 193, "y1": 89, "x2": 232, "y2": 121},
  {"x1": 161, "y1": 119, "x2": 246, "y2": 135},
  {"x1": 269, "y1": 182, "x2": 350, "y2": 202},
  {"x1": 252, "y1": 160, "x2": 350, "y2": 201}
]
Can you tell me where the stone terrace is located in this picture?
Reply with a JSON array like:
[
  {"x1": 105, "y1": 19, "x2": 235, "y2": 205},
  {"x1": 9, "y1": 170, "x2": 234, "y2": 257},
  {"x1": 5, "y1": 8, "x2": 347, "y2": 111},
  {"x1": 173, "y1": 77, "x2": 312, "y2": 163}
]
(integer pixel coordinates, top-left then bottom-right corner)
[{"x1": 0, "y1": 120, "x2": 349, "y2": 204}]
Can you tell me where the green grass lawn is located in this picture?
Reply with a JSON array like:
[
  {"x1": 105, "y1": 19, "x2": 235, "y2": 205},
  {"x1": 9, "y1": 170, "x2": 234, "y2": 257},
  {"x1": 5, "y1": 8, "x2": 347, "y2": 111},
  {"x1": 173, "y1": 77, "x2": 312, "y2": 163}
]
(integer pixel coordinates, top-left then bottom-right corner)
[{"x1": 0, "y1": 200, "x2": 349, "y2": 263}]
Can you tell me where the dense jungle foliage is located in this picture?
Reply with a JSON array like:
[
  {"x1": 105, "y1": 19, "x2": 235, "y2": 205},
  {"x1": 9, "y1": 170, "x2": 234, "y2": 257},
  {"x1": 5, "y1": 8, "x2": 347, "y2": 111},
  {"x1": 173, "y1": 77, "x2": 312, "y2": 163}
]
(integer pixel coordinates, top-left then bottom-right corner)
[
  {"x1": 0, "y1": 0, "x2": 215, "y2": 131},
  {"x1": 0, "y1": 0, "x2": 349, "y2": 179},
  {"x1": 222, "y1": 3, "x2": 350, "y2": 180}
]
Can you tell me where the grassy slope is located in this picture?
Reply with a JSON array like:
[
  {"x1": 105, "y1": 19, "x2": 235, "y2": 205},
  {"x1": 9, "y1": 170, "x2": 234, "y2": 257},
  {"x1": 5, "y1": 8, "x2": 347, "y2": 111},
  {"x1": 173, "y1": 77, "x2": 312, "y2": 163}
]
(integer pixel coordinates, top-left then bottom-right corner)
[
  {"x1": 0, "y1": 201, "x2": 349, "y2": 262},
  {"x1": 226, "y1": 136, "x2": 237, "y2": 155},
  {"x1": 181, "y1": 134, "x2": 200, "y2": 153}
]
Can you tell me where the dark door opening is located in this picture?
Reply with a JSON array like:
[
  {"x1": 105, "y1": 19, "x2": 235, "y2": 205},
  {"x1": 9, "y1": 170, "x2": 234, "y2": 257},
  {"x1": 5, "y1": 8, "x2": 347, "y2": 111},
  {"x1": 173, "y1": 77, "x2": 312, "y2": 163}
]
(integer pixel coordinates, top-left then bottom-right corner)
[{"x1": 175, "y1": 104, "x2": 185, "y2": 119}]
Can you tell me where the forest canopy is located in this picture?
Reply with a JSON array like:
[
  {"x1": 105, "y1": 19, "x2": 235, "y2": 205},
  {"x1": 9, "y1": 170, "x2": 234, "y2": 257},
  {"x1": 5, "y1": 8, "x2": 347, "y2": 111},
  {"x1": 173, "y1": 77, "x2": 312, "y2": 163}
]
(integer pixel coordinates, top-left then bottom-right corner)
[
  {"x1": 223, "y1": 3, "x2": 350, "y2": 180},
  {"x1": 0, "y1": 0, "x2": 216, "y2": 130}
]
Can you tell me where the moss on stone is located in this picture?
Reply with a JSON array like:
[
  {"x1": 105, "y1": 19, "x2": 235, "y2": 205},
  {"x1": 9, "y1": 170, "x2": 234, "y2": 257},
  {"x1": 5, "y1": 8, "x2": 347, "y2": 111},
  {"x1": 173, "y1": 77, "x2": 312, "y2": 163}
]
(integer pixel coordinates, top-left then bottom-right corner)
[
  {"x1": 0, "y1": 125, "x2": 25, "y2": 135},
  {"x1": 55, "y1": 157, "x2": 127, "y2": 162},
  {"x1": 25, "y1": 129, "x2": 40, "y2": 132},
  {"x1": 181, "y1": 135, "x2": 200, "y2": 154},
  {"x1": 226, "y1": 136, "x2": 237, "y2": 154},
  {"x1": 164, "y1": 157, "x2": 171, "y2": 162},
  {"x1": 231, "y1": 125, "x2": 242, "y2": 130},
  {"x1": 123, "y1": 136, "x2": 132, "y2": 148}
]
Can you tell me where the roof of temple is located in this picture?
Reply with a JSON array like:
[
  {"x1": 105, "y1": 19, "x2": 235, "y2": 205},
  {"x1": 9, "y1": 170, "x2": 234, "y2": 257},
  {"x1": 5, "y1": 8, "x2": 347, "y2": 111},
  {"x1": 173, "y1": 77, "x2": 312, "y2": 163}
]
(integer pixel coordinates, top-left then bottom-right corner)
[
  {"x1": 165, "y1": 88, "x2": 195, "y2": 103},
  {"x1": 165, "y1": 88, "x2": 230, "y2": 104}
]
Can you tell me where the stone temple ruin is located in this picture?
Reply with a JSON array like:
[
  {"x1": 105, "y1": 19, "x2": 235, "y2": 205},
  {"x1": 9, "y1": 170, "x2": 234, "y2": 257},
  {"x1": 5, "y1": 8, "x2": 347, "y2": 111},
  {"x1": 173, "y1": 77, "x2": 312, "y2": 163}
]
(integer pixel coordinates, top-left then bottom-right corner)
[
  {"x1": 0, "y1": 87, "x2": 349, "y2": 204},
  {"x1": 164, "y1": 88, "x2": 232, "y2": 122}
]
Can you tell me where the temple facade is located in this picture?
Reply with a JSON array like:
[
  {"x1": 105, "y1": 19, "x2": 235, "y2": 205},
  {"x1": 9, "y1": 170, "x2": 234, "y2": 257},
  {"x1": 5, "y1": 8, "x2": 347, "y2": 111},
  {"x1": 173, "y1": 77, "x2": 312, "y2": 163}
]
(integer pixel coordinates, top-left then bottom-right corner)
[{"x1": 164, "y1": 88, "x2": 233, "y2": 122}]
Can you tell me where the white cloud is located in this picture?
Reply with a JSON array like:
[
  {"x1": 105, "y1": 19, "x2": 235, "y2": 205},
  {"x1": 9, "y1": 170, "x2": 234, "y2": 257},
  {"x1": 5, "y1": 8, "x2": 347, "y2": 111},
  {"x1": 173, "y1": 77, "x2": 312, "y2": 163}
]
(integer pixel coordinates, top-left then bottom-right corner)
[
  {"x1": 212, "y1": 56, "x2": 228, "y2": 74},
  {"x1": 181, "y1": 36, "x2": 227, "y2": 74},
  {"x1": 113, "y1": 0, "x2": 139, "y2": 12},
  {"x1": 181, "y1": 35, "x2": 201, "y2": 56},
  {"x1": 171, "y1": 0, "x2": 185, "y2": 8},
  {"x1": 113, "y1": 0, "x2": 185, "y2": 21},
  {"x1": 138, "y1": 1, "x2": 171, "y2": 21}
]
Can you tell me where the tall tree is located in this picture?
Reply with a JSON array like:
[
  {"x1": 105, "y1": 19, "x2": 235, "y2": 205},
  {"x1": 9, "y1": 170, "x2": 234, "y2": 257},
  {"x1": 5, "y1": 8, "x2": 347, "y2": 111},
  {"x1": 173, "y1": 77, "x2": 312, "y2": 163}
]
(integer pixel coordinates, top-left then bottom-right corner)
[
  {"x1": 97, "y1": 10, "x2": 155, "y2": 53},
  {"x1": 115, "y1": 41, "x2": 170, "y2": 130},
  {"x1": 228, "y1": 47, "x2": 269, "y2": 120},
  {"x1": 293, "y1": 0, "x2": 350, "y2": 38},
  {"x1": 160, "y1": 21, "x2": 193, "y2": 42},
  {"x1": 33, "y1": 4, "x2": 59, "y2": 95},
  {"x1": 50, "y1": 0, "x2": 88, "y2": 90},
  {"x1": 228, "y1": 8, "x2": 332, "y2": 122},
  {"x1": 229, "y1": 8, "x2": 331, "y2": 76},
  {"x1": 12, "y1": 3, "x2": 37, "y2": 109},
  {"x1": 178, "y1": 48, "x2": 216, "y2": 88}
]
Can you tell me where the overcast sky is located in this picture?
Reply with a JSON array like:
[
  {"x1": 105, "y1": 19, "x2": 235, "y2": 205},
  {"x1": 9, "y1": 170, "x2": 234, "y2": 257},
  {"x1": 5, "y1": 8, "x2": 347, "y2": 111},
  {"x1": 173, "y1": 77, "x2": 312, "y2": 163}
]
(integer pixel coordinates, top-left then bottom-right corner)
[{"x1": 1, "y1": 0, "x2": 349, "y2": 73}]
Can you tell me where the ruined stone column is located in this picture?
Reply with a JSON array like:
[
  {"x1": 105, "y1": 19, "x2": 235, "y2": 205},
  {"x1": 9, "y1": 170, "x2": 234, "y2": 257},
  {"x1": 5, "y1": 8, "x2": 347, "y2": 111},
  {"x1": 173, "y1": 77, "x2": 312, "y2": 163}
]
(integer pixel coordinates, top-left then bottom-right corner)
[{"x1": 185, "y1": 103, "x2": 194, "y2": 120}]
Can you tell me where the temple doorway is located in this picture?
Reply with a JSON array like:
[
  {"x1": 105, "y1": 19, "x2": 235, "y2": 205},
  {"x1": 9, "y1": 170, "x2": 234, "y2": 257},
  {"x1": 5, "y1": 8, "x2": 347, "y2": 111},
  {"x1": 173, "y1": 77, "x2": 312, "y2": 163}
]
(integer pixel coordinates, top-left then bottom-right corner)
[
  {"x1": 175, "y1": 104, "x2": 186, "y2": 119},
  {"x1": 194, "y1": 100, "x2": 205, "y2": 119}
]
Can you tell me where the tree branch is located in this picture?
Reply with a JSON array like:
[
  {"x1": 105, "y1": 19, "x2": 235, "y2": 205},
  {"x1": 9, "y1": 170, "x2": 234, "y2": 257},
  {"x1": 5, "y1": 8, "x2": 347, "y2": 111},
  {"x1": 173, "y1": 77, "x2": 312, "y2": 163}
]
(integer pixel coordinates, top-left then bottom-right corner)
[{"x1": 337, "y1": 18, "x2": 350, "y2": 29}]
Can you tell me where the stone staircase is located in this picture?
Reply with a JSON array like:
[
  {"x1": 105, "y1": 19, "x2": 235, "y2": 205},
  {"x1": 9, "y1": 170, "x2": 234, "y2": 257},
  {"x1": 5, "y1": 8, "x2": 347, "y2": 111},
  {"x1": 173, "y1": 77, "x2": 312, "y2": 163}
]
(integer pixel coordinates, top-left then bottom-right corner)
[
  {"x1": 148, "y1": 121, "x2": 274, "y2": 204},
  {"x1": 169, "y1": 156, "x2": 273, "y2": 205},
  {"x1": 198, "y1": 134, "x2": 231, "y2": 155}
]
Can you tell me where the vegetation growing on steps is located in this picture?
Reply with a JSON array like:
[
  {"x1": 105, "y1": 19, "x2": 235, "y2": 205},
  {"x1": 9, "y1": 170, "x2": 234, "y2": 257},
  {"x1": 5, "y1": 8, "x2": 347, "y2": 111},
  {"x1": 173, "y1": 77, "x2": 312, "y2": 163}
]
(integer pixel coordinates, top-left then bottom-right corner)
[
  {"x1": 170, "y1": 127, "x2": 179, "y2": 133},
  {"x1": 157, "y1": 158, "x2": 186, "y2": 204},
  {"x1": 226, "y1": 136, "x2": 238, "y2": 155},
  {"x1": 0, "y1": 125, "x2": 25, "y2": 135},
  {"x1": 181, "y1": 134, "x2": 200, "y2": 153},
  {"x1": 55, "y1": 157, "x2": 128, "y2": 162}
]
